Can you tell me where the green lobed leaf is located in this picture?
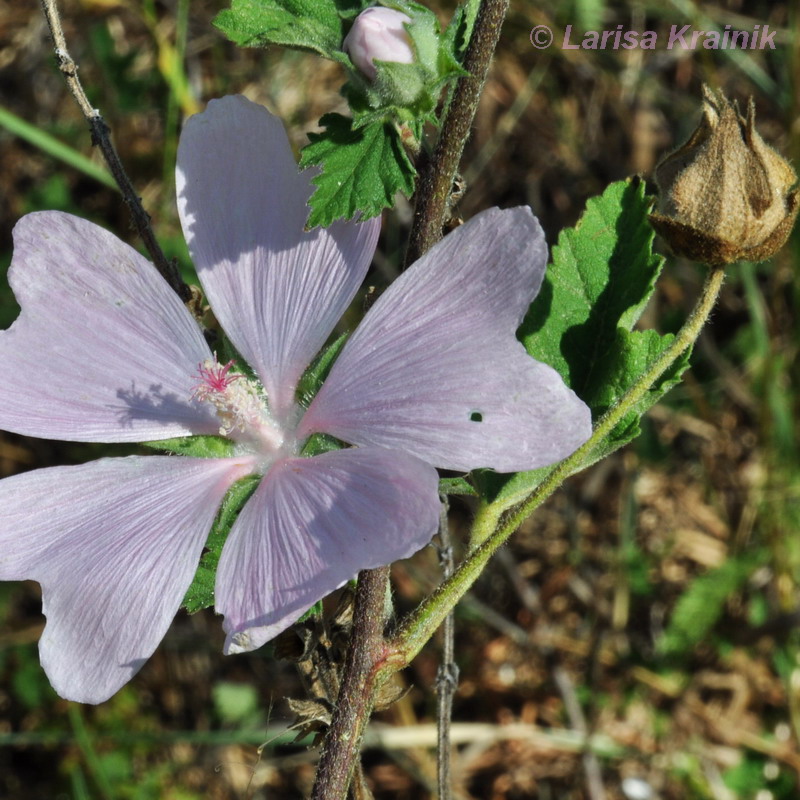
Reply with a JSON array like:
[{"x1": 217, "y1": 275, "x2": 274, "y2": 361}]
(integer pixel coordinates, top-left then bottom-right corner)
[
  {"x1": 476, "y1": 179, "x2": 689, "y2": 505},
  {"x1": 521, "y1": 178, "x2": 664, "y2": 406},
  {"x1": 213, "y1": 0, "x2": 351, "y2": 59},
  {"x1": 299, "y1": 113, "x2": 416, "y2": 227},
  {"x1": 580, "y1": 329, "x2": 690, "y2": 467},
  {"x1": 182, "y1": 474, "x2": 262, "y2": 613}
]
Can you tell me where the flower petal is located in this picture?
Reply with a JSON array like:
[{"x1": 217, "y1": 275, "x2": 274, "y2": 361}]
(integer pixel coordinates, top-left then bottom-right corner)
[
  {"x1": 299, "y1": 207, "x2": 592, "y2": 472},
  {"x1": 176, "y1": 95, "x2": 381, "y2": 423},
  {"x1": 0, "y1": 455, "x2": 255, "y2": 703},
  {"x1": 215, "y1": 447, "x2": 440, "y2": 654},
  {"x1": 0, "y1": 212, "x2": 218, "y2": 442}
]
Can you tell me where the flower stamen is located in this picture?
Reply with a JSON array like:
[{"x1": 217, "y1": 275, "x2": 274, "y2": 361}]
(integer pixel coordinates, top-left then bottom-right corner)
[{"x1": 192, "y1": 356, "x2": 268, "y2": 438}]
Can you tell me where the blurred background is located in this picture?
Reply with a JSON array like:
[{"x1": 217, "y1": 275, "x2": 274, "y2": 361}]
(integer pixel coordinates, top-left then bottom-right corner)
[{"x1": 0, "y1": 0, "x2": 799, "y2": 797}]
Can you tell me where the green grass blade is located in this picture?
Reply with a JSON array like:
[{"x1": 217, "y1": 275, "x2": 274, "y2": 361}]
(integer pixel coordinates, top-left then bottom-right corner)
[
  {"x1": 68, "y1": 705, "x2": 117, "y2": 800},
  {"x1": 0, "y1": 106, "x2": 116, "y2": 190}
]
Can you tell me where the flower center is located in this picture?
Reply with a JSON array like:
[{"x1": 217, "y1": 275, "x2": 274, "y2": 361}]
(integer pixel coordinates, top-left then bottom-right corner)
[{"x1": 191, "y1": 356, "x2": 289, "y2": 458}]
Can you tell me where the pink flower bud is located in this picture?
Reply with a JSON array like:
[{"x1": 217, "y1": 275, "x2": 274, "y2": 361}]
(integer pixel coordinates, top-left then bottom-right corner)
[{"x1": 343, "y1": 7, "x2": 414, "y2": 81}]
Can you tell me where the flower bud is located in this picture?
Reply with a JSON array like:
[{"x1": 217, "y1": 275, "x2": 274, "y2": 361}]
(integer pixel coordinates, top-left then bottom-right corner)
[
  {"x1": 649, "y1": 85, "x2": 799, "y2": 265},
  {"x1": 343, "y1": 7, "x2": 414, "y2": 82}
]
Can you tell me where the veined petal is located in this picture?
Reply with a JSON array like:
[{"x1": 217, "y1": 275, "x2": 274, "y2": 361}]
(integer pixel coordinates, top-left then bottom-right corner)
[
  {"x1": 0, "y1": 455, "x2": 255, "y2": 703},
  {"x1": 215, "y1": 447, "x2": 439, "y2": 654},
  {"x1": 300, "y1": 207, "x2": 592, "y2": 472},
  {"x1": 0, "y1": 212, "x2": 218, "y2": 442},
  {"x1": 176, "y1": 95, "x2": 381, "y2": 423}
]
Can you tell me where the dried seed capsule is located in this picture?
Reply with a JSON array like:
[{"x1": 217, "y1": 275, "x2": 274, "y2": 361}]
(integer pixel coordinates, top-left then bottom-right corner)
[{"x1": 649, "y1": 85, "x2": 799, "y2": 265}]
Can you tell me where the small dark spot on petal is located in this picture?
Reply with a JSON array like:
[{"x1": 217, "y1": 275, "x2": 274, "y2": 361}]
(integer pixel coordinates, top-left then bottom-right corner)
[{"x1": 469, "y1": 411, "x2": 483, "y2": 422}]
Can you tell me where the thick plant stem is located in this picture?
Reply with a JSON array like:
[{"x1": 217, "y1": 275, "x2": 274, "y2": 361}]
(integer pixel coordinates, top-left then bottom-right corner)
[
  {"x1": 404, "y1": 0, "x2": 510, "y2": 267},
  {"x1": 40, "y1": 0, "x2": 189, "y2": 301},
  {"x1": 311, "y1": 567, "x2": 390, "y2": 800},
  {"x1": 313, "y1": 3, "x2": 513, "y2": 797},
  {"x1": 388, "y1": 265, "x2": 727, "y2": 667}
]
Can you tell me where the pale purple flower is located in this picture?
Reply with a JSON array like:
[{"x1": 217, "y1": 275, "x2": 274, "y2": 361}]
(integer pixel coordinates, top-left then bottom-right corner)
[
  {"x1": 0, "y1": 95, "x2": 590, "y2": 704},
  {"x1": 343, "y1": 6, "x2": 414, "y2": 80}
]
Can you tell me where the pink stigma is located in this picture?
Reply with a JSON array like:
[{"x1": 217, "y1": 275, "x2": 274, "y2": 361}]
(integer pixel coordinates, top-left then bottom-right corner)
[{"x1": 192, "y1": 357, "x2": 241, "y2": 397}]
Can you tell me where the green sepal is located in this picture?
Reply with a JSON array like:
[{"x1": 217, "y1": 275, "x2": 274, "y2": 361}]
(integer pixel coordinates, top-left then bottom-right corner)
[
  {"x1": 299, "y1": 113, "x2": 416, "y2": 227},
  {"x1": 141, "y1": 435, "x2": 235, "y2": 459},
  {"x1": 438, "y1": 476, "x2": 477, "y2": 497},
  {"x1": 475, "y1": 178, "x2": 689, "y2": 506},
  {"x1": 182, "y1": 474, "x2": 262, "y2": 613},
  {"x1": 344, "y1": 83, "x2": 431, "y2": 134},
  {"x1": 300, "y1": 432, "x2": 346, "y2": 458},
  {"x1": 216, "y1": 335, "x2": 246, "y2": 371},
  {"x1": 443, "y1": 0, "x2": 480, "y2": 61},
  {"x1": 296, "y1": 331, "x2": 350, "y2": 408},
  {"x1": 298, "y1": 600, "x2": 324, "y2": 623},
  {"x1": 295, "y1": 333, "x2": 350, "y2": 457}
]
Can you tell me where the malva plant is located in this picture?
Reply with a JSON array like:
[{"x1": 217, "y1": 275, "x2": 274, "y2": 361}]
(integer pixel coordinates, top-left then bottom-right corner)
[
  {"x1": 0, "y1": 95, "x2": 589, "y2": 703},
  {"x1": 2, "y1": 1, "x2": 798, "y2": 798}
]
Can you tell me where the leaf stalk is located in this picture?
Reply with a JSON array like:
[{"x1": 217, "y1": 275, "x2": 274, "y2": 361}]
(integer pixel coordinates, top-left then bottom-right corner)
[{"x1": 387, "y1": 264, "x2": 726, "y2": 666}]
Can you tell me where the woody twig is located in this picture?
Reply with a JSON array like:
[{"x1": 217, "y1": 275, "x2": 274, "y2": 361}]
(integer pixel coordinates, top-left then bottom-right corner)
[{"x1": 39, "y1": 0, "x2": 189, "y2": 301}]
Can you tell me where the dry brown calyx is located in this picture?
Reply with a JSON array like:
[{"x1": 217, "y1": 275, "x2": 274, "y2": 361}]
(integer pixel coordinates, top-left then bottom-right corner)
[{"x1": 650, "y1": 85, "x2": 799, "y2": 265}]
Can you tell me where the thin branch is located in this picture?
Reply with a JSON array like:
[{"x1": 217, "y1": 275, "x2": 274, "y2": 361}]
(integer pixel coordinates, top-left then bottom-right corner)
[
  {"x1": 552, "y1": 665, "x2": 607, "y2": 800},
  {"x1": 39, "y1": 0, "x2": 189, "y2": 301},
  {"x1": 404, "y1": 0, "x2": 510, "y2": 267},
  {"x1": 435, "y1": 498, "x2": 459, "y2": 800}
]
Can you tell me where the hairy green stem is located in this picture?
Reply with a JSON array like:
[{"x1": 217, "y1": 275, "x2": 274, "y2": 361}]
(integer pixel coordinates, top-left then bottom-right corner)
[{"x1": 387, "y1": 265, "x2": 726, "y2": 666}]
